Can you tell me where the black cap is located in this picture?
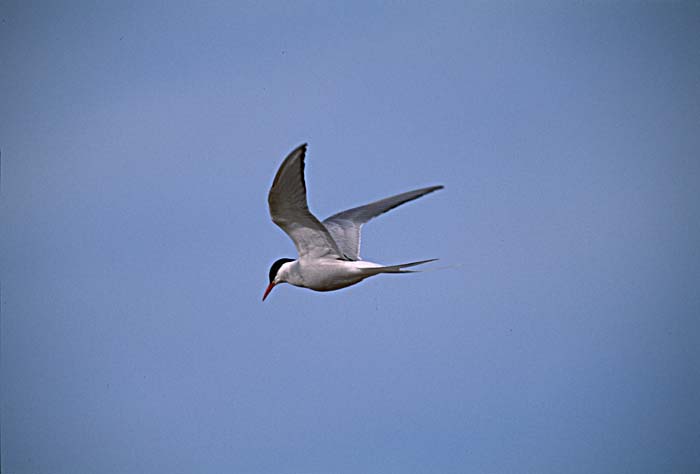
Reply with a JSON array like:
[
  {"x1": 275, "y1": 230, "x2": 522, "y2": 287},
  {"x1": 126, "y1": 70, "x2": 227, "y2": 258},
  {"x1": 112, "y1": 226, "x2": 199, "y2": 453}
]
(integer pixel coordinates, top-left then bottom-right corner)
[{"x1": 268, "y1": 258, "x2": 294, "y2": 282}]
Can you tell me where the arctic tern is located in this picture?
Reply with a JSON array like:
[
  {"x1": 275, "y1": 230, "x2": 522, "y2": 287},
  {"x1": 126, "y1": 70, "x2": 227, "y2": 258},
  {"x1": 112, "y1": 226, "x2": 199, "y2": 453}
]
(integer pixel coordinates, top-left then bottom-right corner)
[{"x1": 263, "y1": 143, "x2": 442, "y2": 301}]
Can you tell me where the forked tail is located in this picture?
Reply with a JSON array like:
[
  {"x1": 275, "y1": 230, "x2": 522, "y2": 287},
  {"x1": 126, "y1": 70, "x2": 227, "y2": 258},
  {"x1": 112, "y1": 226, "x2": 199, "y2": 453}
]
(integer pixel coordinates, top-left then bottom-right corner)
[{"x1": 360, "y1": 258, "x2": 438, "y2": 276}]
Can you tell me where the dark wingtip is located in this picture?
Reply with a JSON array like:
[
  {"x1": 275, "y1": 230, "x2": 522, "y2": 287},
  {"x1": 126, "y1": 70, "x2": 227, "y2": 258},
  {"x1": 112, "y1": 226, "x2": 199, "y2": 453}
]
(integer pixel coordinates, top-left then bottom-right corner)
[
  {"x1": 283, "y1": 143, "x2": 308, "y2": 162},
  {"x1": 271, "y1": 143, "x2": 309, "y2": 190},
  {"x1": 414, "y1": 185, "x2": 444, "y2": 196}
]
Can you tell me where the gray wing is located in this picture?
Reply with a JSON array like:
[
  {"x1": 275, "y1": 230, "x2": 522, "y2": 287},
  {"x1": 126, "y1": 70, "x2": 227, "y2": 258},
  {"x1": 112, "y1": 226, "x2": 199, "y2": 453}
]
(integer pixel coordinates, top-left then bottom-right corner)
[
  {"x1": 322, "y1": 185, "x2": 443, "y2": 260},
  {"x1": 268, "y1": 144, "x2": 344, "y2": 259}
]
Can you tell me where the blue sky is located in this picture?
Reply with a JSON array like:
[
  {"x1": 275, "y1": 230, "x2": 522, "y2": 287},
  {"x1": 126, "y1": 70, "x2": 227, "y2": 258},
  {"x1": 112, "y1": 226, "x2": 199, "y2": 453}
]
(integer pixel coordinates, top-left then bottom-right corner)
[{"x1": 2, "y1": 2, "x2": 699, "y2": 473}]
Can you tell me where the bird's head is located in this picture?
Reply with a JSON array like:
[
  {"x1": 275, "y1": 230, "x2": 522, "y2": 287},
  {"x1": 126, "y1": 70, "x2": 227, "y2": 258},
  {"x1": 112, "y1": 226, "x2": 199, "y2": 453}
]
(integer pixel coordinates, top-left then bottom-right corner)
[{"x1": 262, "y1": 258, "x2": 295, "y2": 301}]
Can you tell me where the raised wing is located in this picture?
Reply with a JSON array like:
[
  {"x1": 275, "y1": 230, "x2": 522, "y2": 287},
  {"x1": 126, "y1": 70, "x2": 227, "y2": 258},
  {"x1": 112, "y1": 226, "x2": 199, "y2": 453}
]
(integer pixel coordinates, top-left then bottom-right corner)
[
  {"x1": 268, "y1": 144, "x2": 344, "y2": 259},
  {"x1": 322, "y1": 185, "x2": 443, "y2": 260}
]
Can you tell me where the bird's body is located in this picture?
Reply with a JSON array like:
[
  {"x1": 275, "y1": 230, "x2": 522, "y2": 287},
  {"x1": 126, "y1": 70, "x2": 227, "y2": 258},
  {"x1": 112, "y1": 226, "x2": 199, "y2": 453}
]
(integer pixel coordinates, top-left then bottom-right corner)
[
  {"x1": 263, "y1": 143, "x2": 442, "y2": 300},
  {"x1": 275, "y1": 258, "x2": 383, "y2": 292}
]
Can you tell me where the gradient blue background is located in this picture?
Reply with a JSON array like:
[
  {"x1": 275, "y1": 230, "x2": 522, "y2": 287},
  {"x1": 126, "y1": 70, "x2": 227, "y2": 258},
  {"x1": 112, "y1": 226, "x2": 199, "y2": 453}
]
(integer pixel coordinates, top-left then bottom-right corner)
[{"x1": 2, "y1": 2, "x2": 699, "y2": 473}]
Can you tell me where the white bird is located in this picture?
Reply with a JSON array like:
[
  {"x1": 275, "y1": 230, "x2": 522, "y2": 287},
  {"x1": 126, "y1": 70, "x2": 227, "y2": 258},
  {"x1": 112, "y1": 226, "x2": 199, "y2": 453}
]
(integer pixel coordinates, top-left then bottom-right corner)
[{"x1": 263, "y1": 143, "x2": 443, "y2": 301}]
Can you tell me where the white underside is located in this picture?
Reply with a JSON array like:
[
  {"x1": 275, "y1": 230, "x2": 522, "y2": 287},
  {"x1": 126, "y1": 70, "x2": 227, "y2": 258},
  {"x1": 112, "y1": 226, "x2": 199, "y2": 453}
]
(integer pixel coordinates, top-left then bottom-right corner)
[{"x1": 277, "y1": 258, "x2": 384, "y2": 292}]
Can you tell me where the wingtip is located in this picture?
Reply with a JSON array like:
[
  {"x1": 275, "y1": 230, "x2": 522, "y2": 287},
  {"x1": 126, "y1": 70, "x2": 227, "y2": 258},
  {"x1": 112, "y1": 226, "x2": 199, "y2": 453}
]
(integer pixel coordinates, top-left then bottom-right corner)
[
  {"x1": 292, "y1": 143, "x2": 308, "y2": 161},
  {"x1": 285, "y1": 143, "x2": 307, "y2": 159},
  {"x1": 416, "y1": 185, "x2": 444, "y2": 197},
  {"x1": 418, "y1": 185, "x2": 444, "y2": 194}
]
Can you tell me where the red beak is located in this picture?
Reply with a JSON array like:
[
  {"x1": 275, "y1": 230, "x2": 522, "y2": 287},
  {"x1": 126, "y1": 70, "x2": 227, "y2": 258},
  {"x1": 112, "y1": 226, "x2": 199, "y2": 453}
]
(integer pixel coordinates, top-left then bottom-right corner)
[{"x1": 262, "y1": 282, "x2": 275, "y2": 301}]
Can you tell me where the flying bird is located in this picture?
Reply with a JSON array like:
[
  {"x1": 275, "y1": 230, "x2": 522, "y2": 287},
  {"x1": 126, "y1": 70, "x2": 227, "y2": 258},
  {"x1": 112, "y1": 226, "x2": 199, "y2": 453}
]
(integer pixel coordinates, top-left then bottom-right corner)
[{"x1": 263, "y1": 143, "x2": 443, "y2": 301}]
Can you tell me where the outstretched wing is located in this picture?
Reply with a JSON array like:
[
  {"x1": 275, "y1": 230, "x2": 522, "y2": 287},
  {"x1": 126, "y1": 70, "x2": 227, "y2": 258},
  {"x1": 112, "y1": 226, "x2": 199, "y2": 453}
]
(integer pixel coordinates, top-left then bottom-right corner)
[
  {"x1": 322, "y1": 185, "x2": 443, "y2": 260},
  {"x1": 268, "y1": 144, "x2": 344, "y2": 259}
]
